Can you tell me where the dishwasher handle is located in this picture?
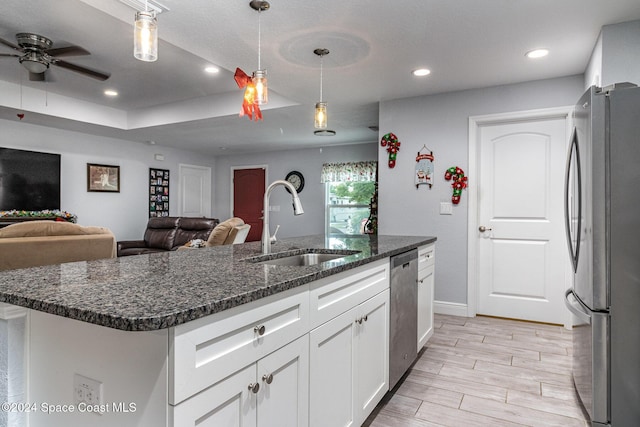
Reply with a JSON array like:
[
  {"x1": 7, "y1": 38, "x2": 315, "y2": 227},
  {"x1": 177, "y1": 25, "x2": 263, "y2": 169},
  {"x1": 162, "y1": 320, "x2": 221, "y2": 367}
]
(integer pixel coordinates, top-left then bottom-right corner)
[{"x1": 391, "y1": 249, "x2": 418, "y2": 269}]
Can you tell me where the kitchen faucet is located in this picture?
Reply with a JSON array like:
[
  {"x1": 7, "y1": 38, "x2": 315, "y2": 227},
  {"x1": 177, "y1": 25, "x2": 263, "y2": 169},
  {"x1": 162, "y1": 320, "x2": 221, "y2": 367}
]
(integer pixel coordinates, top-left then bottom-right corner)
[{"x1": 262, "y1": 180, "x2": 304, "y2": 254}]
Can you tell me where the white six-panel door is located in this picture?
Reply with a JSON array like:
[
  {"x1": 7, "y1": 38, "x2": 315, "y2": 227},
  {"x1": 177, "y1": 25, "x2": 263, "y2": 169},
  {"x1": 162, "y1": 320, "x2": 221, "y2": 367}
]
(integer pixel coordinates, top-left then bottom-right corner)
[
  {"x1": 178, "y1": 164, "x2": 211, "y2": 217},
  {"x1": 471, "y1": 110, "x2": 571, "y2": 325}
]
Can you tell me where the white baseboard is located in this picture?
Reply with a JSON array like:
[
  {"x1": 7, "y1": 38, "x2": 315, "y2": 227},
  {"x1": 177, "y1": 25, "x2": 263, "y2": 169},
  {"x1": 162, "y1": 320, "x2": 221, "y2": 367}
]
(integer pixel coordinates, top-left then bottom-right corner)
[{"x1": 434, "y1": 300, "x2": 469, "y2": 317}]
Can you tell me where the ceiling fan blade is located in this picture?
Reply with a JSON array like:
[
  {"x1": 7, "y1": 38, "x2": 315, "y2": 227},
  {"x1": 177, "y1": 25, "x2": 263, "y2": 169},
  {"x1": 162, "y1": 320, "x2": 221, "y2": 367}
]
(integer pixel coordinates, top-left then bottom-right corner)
[
  {"x1": 0, "y1": 36, "x2": 22, "y2": 52},
  {"x1": 52, "y1": 59, "x2": 110, "y2": 81},
  {"x1": 29, "y1": 72, "x2": 45, "y2": 82},
  {"x1": 45, "y1": 45, "x2": 90, "y2": 58},
  {"x1": 0, "y1": 53, "x2": 20, "y2": 57}
]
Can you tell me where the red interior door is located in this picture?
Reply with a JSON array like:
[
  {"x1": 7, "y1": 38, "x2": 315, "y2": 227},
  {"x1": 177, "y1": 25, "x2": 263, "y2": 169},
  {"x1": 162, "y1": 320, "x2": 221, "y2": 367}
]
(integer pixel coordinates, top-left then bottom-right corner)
[{"x1": 233, "y1": 168, "x2": 265, "y2": 242}]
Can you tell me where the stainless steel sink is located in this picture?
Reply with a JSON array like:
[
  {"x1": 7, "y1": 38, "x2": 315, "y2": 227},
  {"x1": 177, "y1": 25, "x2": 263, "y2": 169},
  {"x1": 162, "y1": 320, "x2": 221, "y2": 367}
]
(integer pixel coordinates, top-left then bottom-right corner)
[
  {"x1": 245, "y1": 250, "x2": 360, "y2": 266},
  {"x1": 259, "y1": 253, "x2": 346, "y2": 266}
]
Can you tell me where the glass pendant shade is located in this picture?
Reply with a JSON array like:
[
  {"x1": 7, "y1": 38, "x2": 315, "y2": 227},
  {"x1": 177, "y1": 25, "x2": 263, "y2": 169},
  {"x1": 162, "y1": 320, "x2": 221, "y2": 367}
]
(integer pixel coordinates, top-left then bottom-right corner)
[
  {"x1": 252, "y1": 69, "x2": 268, "y2": 105},
  {"x1": 315, "y1": 102, "x2": 327, "y2": 129},
  {"x1": 134, "y1": 11, "x2": 158, "y2": 62}
]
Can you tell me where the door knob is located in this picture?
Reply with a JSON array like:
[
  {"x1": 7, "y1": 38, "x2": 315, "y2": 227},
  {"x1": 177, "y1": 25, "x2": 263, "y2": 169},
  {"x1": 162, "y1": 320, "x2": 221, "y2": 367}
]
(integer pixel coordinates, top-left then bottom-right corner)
[
  {"x1": 478, "y1": 226, "x2": 492, "y2": 232},
  {"x1": 248, "y1": 383, "x2": 260, "y2": 393},
  {"x1": 262, "y1": 373, "x2": 273, "y2": 384}
]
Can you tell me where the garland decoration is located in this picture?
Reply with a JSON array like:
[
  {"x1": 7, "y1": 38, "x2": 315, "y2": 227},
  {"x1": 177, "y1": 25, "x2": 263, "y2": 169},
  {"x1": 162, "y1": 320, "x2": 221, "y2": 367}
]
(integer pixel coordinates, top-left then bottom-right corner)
[
  {"x1": 444, "y1": 166, "x2": 467, "y2": 204},
  {"x1": 0, "y1": 210, "x2": 78, "y2": 223},
  {"x1": 380, "y1": 132, "x2": 401, "y2": 168}
]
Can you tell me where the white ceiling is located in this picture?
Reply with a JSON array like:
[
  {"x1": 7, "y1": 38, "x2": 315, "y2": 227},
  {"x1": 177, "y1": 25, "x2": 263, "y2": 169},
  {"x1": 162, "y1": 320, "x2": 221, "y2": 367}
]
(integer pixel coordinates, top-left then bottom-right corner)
[{"x1": 1, "y1": 0, "x2": 639, "y2": 155}]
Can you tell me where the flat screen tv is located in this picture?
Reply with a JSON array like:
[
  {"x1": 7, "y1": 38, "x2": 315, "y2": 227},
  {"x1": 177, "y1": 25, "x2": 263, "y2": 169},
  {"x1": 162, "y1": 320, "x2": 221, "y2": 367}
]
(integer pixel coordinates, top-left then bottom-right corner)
[{"x1": 0, "y1": 147, "x2": 61, "y2": 211}]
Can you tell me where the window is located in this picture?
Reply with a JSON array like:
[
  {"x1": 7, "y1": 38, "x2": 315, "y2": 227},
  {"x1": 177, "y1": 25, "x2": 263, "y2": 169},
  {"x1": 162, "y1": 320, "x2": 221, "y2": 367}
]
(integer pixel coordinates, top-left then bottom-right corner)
[{"x1": 321, "y1": 161, "x2": 377, "y2": 236}]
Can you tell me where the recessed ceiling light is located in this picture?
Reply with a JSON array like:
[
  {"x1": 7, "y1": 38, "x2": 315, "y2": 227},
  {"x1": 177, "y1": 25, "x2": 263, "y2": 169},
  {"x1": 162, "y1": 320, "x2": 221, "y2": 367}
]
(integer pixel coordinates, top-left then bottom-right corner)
[
  {"x1": 525, "y1": 48, "x2": 549, "y2": 59},
  {"x1": 104, "y1": 90, "x2": 118, "y2": 97},
  {"x1": 412, "y1": 68, "x2": 431, "y2": 77},
  {"x1": 204, "y1": 66, "x2": 220, "y2": 74}
]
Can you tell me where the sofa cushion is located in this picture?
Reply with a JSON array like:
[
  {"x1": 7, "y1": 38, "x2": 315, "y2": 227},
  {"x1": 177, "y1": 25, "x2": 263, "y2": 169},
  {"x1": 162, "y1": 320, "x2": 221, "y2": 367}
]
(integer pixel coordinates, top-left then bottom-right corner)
[
  {"x1": 143, "y1": 217, "x2": 180, "y2": 251},
  {"x1": 206, "y1": 217, "x2": 245, "y2": 246},
  {"x1": 0, "y1": 220, "x2": 111, "y2": 238},
  {"x1": 173, "y1": 217, "x2": 218, "y2": 248}
]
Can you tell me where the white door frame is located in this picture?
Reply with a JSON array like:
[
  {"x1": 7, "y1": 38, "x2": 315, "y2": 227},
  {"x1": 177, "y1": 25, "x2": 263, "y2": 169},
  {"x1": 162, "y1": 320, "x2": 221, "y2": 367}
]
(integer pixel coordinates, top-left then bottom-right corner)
[
  {"x1": 467, "y1": 106, "x2": 574, "y2": 323},
  {"x1": 229, "y1": 164, "x2": 268, "y2": 216}
]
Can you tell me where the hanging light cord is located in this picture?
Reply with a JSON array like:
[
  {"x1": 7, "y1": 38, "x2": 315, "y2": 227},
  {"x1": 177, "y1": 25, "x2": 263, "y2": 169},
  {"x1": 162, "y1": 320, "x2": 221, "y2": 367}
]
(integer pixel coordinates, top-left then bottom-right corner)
[
  {"x1": 319, "y1": 54, "x2": 324, "y2": 102},
  {"x1": 257, "y1": 9, "x2": 262, "y2": 70}
]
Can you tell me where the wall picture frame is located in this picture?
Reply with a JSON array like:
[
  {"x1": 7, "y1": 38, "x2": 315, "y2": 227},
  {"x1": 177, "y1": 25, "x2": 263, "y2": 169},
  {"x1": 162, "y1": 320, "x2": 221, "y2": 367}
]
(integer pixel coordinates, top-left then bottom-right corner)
[{"x1": 87, "y1": 163, "x2": 120, "y2": 192}]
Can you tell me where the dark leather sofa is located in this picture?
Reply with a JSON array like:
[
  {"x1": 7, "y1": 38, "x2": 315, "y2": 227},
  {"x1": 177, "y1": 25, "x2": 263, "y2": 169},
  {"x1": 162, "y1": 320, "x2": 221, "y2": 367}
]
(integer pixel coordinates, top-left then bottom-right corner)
[{"x1": 117, "y1": 216, "x2": 219, "y2": 256}]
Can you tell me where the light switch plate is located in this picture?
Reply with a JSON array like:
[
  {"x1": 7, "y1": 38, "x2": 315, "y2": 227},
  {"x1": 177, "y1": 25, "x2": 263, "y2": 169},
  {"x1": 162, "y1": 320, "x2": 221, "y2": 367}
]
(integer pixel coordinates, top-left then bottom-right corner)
[{"x1": 440, "y1": 202, "x2": 453, "y2": 215}]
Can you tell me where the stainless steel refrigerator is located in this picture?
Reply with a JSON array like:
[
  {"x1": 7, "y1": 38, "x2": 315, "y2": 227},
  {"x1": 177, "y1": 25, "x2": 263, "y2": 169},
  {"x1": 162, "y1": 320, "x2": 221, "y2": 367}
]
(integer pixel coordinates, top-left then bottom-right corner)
[{"x1": 564, "y1": 83, "x2": 640, "y2": 427}]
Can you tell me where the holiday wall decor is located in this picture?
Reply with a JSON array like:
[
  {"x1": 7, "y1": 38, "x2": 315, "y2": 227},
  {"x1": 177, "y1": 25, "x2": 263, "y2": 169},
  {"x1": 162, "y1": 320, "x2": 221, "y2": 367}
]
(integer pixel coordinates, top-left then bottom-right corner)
[
  {"x1": 380, "y1": 132, "x2": 401, "y2": 168},
  {"x1": 444, "y1": 166, "x2": 467, "y2": 204},
  {"x1": 415, "y1": 144, "x2": 434, "y2": 188}
]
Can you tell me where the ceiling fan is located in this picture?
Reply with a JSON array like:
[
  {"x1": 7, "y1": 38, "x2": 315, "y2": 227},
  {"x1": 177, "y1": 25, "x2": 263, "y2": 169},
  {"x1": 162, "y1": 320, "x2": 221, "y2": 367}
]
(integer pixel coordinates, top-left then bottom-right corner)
[{"x1": 0, "y1": 32, "x2": 110, "y2": 81}]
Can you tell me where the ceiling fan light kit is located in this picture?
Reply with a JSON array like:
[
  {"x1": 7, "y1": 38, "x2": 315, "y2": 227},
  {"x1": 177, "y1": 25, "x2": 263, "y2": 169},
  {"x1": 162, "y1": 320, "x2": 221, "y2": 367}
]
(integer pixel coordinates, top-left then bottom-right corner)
[
  {"x1": 0, "y1": 32, "x2": 110, "y2": 81},
  {"x1": 134, "y1": 10, "x2": 158, "y2": 62}
]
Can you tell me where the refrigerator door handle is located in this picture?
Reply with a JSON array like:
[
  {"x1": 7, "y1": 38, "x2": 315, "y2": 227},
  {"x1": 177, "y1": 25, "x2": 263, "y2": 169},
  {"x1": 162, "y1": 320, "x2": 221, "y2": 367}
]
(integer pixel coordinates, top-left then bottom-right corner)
[
  {"x1": 564, "y1": 289, "x2": 591, "y2": 324},
  {"x1": 564, "y1": 129, "x2": 582, "y2": 273}
]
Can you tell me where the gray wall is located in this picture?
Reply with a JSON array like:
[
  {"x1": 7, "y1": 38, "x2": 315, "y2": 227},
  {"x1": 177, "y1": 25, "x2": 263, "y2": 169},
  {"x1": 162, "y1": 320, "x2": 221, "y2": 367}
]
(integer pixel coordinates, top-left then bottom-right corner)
[
  {"x1": 601, "y1": 20, "x2": 640, "y2": 87},
  {"x1": 0, "y1": 119, "x2": 216, "y2": 240},
  {"x1": 586, "y1": 20, "x2": 640, "y2": 88},
  {"x1": 213, "y1": 144, "x2": 377, "y2": 239},
  {"x1": 378, "y1": 75, "x2": 585, "y2": 305}
]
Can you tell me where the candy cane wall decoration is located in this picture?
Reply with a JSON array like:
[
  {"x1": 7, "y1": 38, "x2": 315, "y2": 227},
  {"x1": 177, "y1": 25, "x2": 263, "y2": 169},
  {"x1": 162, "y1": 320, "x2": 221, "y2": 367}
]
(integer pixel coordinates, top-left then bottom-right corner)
[
  {"x1": 380, "y1": 132, "x2": 401, "y2": 168},
  {"x1": 444, "y1": 166, "x2": 467, "y2": 204}
]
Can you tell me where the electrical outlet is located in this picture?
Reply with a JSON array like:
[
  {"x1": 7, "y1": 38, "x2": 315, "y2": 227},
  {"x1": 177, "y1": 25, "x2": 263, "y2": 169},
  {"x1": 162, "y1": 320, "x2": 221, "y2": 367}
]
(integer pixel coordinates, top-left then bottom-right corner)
[
  {"x1": 269, "y1": 205, "x2": 280, "y2": 212},
  {"x1": 74, "y1": 374, "x2": 103, "y2": 406}
]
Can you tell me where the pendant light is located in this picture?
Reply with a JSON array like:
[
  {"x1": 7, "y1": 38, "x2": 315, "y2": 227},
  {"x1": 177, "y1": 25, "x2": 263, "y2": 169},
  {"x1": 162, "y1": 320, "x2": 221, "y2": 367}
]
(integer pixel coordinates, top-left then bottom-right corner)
[
  {"x1": 313, "y1": 48, "x2": 336, "y2": 136},
  {"x1": 134, "y1": 0, "x2": 158, "y2": 62},
  {"x1": 314, "y1": 48, "x2": 329, "y2": 129},
  {"x1": 250, "y1": 0, "x2": 270, "y2": 105}
]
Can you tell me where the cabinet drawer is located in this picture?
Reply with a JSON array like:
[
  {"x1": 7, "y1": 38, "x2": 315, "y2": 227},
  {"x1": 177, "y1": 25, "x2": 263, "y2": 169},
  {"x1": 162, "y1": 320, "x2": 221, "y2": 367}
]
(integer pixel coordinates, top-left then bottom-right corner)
[
  {"x1": 418, "y1": 244, "x2": 435, "y2": 271},
  {"x1": 169, "y1": 285, "x2": 309, "y2": 405},
  {"x1": 309, "y1": 259, "x2": 389, "y2": 329}
]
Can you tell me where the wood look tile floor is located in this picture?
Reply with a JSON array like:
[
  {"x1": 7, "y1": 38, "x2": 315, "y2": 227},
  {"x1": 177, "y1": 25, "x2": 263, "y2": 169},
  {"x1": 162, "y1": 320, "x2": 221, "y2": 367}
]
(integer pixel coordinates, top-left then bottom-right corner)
[{"x1": 363, "y1": 314, "x2": 589, "y2": 427}]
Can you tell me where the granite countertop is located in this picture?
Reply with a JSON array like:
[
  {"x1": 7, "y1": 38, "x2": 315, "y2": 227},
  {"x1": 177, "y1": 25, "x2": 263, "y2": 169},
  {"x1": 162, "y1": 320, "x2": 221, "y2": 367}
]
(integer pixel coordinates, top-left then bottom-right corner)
[{"x1": 0, "y1": 234, "x2": 436, "y2": 331}]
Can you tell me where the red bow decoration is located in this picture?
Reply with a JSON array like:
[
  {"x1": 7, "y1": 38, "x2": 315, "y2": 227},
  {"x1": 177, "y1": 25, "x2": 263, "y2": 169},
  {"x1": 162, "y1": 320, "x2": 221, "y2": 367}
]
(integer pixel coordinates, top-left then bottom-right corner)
[
  {"x1": 234, "y1": 68, "x2": 262, "y2": 121},
  {"x1": 17, "y1": 113, "x2": 24, "y2": 120}
]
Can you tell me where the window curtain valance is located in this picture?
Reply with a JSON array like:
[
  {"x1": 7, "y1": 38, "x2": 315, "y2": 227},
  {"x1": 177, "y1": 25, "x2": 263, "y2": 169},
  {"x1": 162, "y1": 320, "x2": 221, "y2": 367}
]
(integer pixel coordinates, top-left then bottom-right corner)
[{"x1": 320, "y1": 161, "x2": 378, "y2": 183}]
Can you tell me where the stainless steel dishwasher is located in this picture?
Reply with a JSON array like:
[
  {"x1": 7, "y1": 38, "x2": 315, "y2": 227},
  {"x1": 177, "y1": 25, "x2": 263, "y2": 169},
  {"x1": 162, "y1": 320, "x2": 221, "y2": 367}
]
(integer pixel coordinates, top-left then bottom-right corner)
[{"x1": 389, "y1": 248, "x2": 418, "y2": 389}]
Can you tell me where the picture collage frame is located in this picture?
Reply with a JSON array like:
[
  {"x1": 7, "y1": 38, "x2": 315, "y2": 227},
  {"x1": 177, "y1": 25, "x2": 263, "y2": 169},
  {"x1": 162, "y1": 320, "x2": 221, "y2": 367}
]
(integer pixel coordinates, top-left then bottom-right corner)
[{"x1": 149, "y1": 168, "x2": 169, "y2": 217}]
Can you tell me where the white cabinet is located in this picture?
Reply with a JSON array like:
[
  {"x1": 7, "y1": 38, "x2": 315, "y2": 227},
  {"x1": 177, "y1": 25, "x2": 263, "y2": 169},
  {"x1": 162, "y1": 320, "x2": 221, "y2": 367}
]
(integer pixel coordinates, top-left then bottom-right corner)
[
  {"x1": 171, "y1": 335, "x2": 309, "y2": 427},
  {"x1": 354, "y1": 290, "x2": 390, "y2": 423},
  {"x1": 169, "y1": 286, "x2": 309, "y2": 405},
  {"x1": 309, "y1": 289, "x2": 389, "y2": 427},
  {"x1": 417, "y1": 244, "x2": 435, "y2": 349}
]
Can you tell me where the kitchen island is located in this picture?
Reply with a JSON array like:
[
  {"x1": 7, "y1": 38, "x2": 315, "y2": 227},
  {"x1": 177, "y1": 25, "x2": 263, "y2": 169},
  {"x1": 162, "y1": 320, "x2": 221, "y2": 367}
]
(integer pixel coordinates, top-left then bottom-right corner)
[{"x1": 0, "y1": 234, "x2": 436, "y2": 427}]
